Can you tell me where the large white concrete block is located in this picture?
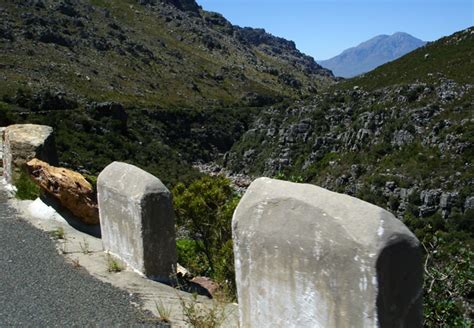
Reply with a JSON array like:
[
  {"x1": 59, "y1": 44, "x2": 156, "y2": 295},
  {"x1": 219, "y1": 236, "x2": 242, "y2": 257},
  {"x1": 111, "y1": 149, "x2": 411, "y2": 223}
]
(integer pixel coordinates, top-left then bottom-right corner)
[
  {"x1": 233, "y1": 177, "x2": 423, "y2": 328},
  {"x1": 98, "y1": 162, "x2": 177, "y2": 281}
]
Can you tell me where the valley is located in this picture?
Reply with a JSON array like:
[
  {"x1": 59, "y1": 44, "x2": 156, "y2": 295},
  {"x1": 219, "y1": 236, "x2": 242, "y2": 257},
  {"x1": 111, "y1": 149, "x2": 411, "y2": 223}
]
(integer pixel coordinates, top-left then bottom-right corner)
[{"x1": 0, "y1": 0, "x2": 472, "y2": 325}]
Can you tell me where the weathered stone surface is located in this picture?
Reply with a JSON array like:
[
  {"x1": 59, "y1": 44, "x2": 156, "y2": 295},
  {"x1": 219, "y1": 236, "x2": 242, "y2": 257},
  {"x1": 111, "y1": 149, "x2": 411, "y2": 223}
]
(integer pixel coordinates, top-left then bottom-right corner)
[
  {"x1": 0, "y1": 127, "x2": 5, "y2": 173},
  {"x1": 26, "y1": 159, "x2": 99, "y2": 225},
  {"x1": 2, "y1": 124, "x2": 58, "y2": 184},
  {"x1": 97, "y1": 162, "x2": 177, "y2": 281},
  {"x1": 392, "y1": 129, "x2": 414, "y2": 147},
  {"x1": 465, "y1": 196, "x2": 474, "y2": 211},
  {"x1": 233, "y1": 177, "x2": 423, "y2": 328}
]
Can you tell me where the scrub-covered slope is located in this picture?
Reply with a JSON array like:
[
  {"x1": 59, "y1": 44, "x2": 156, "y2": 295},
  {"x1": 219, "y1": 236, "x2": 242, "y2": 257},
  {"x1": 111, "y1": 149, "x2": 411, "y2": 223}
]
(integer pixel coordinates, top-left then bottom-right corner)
[{"x1": 0, "y1": 0, "x2": 333, "y2": 108}]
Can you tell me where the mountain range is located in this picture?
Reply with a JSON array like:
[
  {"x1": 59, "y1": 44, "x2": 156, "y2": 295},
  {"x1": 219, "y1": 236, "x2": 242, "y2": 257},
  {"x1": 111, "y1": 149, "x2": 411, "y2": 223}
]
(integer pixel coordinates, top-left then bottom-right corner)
[{"x1": 318, "y1": 32, "x2": 426, "y2": 78}]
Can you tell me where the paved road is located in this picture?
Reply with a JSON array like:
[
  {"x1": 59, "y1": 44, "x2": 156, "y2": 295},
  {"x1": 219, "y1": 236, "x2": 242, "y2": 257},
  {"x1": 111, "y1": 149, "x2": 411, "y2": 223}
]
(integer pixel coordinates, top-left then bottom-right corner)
[{"x1": 0, "y1": 187, "x2": 165, "y2": 327}]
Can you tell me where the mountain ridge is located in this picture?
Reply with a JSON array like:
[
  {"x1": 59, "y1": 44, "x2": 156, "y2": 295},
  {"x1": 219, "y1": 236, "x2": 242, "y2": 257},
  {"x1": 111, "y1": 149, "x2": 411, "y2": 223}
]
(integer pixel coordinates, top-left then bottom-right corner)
[
  {"x1": 0, "y1": 0, "x2": 333, "y2": 109},
  {"x1": 319, "y1": 32, "x2": 426, "y2": 78}
]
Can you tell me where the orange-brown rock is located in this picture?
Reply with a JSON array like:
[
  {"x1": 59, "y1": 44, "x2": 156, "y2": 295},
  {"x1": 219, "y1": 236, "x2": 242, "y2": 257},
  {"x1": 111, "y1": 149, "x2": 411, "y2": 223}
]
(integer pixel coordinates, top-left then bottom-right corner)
[
  {"x1": 26, "y1": 158, "x2": 99, "y2": 225},
  {"x1": 191, "y1": 276, "x2": 220, "y2": 298}
]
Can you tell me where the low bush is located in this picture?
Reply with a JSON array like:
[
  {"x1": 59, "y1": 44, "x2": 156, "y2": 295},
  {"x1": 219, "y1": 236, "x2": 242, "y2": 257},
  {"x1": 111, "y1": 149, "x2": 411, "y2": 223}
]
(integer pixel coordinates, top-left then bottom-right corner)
[
  {"x1": 173, "y1": 176, "x2": 240, "y2": 298},
  {"x1": 14, "y1": 169, "x2": 40, "y2": 200},
  {"x1": 176, "y1": 239, "x2": 210, "y2": 276}
]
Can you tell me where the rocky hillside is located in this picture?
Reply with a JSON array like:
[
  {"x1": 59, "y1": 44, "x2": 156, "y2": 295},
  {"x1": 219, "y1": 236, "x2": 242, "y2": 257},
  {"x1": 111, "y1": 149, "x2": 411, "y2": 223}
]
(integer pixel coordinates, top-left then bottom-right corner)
[
  {"x1": 227, "y1": 27, "x2": 473, "y2": 228},
  {"x1": 0, "y1": 0, "x2": 333, "y2": 109},
  {"x1": 319, "y1": 32, "x2": 426, "y2": 78},
  {"x1": 226, "y1": 29, "x2": 473, "y2": 323},
  {"x1": 0, "y1": 1, "x2": 472, "y2": 322}
]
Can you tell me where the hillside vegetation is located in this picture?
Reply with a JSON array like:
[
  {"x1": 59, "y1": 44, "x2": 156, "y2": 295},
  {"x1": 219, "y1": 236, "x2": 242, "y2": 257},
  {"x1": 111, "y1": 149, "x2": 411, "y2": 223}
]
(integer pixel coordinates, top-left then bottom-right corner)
[
  {"x1": 0, "y1": 0, "x2": 333, "y2": 109},
  {"x1": 0, "y1": 0, "x2": 335, "y2": 185},
  {"x1": 0, "y1": 0, "x2": 472, "y2": 324}
]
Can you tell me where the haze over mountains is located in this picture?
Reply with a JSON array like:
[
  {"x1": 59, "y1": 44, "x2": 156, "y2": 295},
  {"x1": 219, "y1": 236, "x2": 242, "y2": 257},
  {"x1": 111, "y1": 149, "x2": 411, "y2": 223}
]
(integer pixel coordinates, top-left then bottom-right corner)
[{"x1": 318, "y1": 32, "x2": 427, "y2": 78}]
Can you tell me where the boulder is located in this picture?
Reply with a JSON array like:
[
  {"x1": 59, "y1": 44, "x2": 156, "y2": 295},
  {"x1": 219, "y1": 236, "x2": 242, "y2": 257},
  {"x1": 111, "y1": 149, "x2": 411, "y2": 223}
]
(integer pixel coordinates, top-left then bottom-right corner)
[
  {"x1": 97, "y1": 162, "x2": 177, "y2": 281},
  {"x1": 2, "y1": 124, "x2": 58, "y2": 184},
  {"x1": 26, "y1": 159, "x2": 99, "y2": 225},
  {"x1": 392, "y1": 129, "x2": 414, "y2": 147},
  {"x1": 465, "y1": 196, "x2": 474, "y2": 211},
  {"x1": 191, "y1": 276, "x2": 220, "y2": 297},
  {"x1": 233, "y1": 177, "x2": 423, "y2": 328}
]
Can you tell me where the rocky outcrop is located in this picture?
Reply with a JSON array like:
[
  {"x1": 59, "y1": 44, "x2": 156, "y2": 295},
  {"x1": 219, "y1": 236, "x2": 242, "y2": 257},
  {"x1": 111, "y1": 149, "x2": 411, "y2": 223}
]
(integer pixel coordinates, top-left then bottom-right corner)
[
  {"x1": 26, "y1": 159, "x2": 99, "y2": 225},
  {"x1": 225, "y1": 76, "x2": 473, "y2": 221},
  {"x1": 233, "y1": 178, "x2": 423, "y2": 328},
  {"x1": 1, "y1": 0, "x2": 334, "y2": 109},
  {"x1": 2, "y1": 124, "x2": 58, "y2": 184},
  {"x1": 139, "y1": 0, "x2": 201, "y2": 13}
]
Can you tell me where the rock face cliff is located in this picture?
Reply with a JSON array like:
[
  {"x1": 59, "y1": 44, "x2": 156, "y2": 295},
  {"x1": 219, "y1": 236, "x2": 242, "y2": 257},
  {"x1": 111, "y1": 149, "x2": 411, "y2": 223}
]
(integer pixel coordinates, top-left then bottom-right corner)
[
  {"x1": 0, "y1": 0, "x2": 333, "y2": 108},
  {"x1": 319, "y1": 32, "x2": 426, "y2": 78}
]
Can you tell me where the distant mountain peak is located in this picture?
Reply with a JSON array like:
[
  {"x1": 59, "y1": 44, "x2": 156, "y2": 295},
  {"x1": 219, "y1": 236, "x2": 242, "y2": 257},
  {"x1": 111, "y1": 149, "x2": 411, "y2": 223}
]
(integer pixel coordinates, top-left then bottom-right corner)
[
  {"x1": 319, "y1": 32, "x2": 426, "y2": 78},
  {"x1": 393, "y1": 31, "x2": 410, "y2": 36}
]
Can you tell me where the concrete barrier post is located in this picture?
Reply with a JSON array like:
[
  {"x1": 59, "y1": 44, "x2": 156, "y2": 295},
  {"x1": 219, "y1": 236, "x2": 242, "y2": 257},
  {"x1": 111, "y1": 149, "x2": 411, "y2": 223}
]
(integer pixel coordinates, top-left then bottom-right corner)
[
  {"x1": 2, "y1": 124, "x2": 57, "y2": 184},
  {"x1": 233, "y1": 177, "x2": 423, "y2": 328},
  {"x1": 98, "y1": 162, "x2": 177, "y2": 281}
]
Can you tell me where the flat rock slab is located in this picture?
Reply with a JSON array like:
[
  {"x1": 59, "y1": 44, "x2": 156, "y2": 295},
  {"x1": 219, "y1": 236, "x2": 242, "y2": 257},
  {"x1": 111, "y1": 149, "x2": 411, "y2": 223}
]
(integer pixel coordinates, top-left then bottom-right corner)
[{"x1": 233, "y1": 177, "x2": 423, "y2": 328}]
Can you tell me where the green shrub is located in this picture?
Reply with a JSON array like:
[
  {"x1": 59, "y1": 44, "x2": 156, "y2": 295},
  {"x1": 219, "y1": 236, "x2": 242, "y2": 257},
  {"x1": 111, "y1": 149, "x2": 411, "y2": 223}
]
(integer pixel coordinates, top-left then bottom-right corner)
[
  {"x1": 176, "y1": 239, "x2": 210, "y2": 275},
  {"x1": 422, "y1": 233, "x2": 473, "y2": 327},
  {"x1": 14, "y1": 169, "x2": 41, "y2": 200},
  {"x1": 274, "y1": 172, "x2": 304, "y2": 183},
  {"x1": 0, "y1": 101, "x2": 13, "y2": 125},
  {"x1": 173, "y1": 176, "x2": 240, "y2": 297},
  {"x1": 83, "y1": 174, "x2": 98, "y2": 194}
]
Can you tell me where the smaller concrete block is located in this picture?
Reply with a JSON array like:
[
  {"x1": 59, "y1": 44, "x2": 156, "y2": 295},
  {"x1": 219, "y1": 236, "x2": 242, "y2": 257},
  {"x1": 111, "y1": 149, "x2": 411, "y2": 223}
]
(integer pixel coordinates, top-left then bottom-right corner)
[
  {"x1": 98, "y1": 162, "x2": 177, "y2": 281},
  {"x1": 2, "y1": 124, "x2": 58, "y2": 184}
]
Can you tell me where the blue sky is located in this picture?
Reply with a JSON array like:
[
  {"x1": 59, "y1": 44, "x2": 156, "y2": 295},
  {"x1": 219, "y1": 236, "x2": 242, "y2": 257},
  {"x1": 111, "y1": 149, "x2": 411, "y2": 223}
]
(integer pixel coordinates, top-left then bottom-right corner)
[{"x1": 197, "y1": 0, "x2": 474, "y2": 60}]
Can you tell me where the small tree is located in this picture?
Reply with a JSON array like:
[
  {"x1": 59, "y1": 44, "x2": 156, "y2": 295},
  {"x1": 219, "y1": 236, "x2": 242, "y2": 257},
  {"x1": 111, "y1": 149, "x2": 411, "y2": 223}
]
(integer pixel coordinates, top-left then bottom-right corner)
[{"x1": 173, "y1": 176, "x2": 240, "y2": 296}]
